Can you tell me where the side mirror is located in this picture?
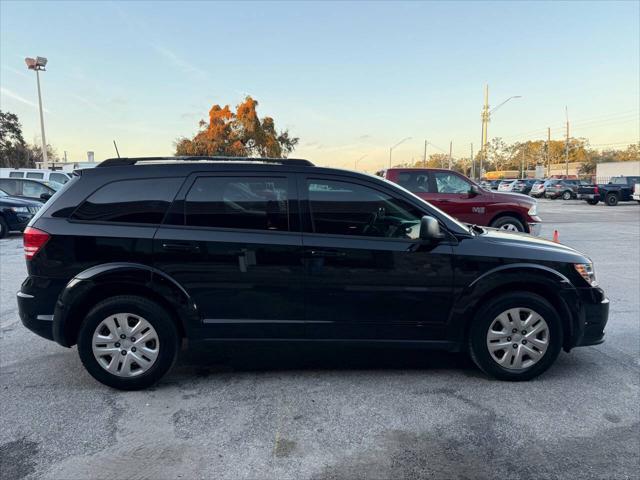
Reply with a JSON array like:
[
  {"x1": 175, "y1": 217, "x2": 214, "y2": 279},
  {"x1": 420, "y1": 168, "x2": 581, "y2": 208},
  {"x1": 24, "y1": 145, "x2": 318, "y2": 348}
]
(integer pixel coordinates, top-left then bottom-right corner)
[
  {"x1": 468, "y1": 184, "x2": 480, "y2": 197},
  {"x1": 419, "y1": 216, "x2": 445, "y2": 241},
  {"x1": 40, "y1": 193, "x2": 51, "y2": 201}
]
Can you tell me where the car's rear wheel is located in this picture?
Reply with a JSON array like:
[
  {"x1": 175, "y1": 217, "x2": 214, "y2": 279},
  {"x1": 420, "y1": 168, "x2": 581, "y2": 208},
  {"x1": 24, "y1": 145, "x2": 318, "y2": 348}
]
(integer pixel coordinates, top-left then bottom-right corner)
[
  {"x1": 605, "y1": 193, "x2": 619, "y2": 206},
  {"x1": 77, "y1": 295, "x2": 179, "y2": 390},
  {"x1": 586, "y1": 199, "x2": 599, "y2": 205},
  {"x1": 489, "y1": 216, "x2": 525, "y2": 232},
  {"x1": 0, "y1": 217, "x2": 8, "y2": 239},
  {"x1": 562, "y1": 191, "x2": 572, "y2": 200},
  {"x1": 468, "y1": 292, "x2": 563, "y2": 381}
]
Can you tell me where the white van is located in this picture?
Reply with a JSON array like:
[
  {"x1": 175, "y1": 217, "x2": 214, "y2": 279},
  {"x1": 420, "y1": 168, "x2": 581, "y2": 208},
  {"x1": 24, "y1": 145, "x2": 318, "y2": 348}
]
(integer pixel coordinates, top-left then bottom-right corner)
[{"x1": 0, "y1": 168, "x2": 72, "y2": 184}]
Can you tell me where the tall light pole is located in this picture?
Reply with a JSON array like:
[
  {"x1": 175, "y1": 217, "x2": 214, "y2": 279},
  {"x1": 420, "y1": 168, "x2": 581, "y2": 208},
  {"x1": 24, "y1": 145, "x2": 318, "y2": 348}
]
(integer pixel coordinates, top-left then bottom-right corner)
[
  {"x1": 354, "y1": 154, "x2": 367, "y2": 170},
  {"x1": 389, "y1": 136, "x2": 412, "y2": 168},
  {"x1": 479, "y1": 84, "x2": 521, "y2": 178},
  {"x1": 25, "y1": 56, "x2": 49, "y2": 170}
]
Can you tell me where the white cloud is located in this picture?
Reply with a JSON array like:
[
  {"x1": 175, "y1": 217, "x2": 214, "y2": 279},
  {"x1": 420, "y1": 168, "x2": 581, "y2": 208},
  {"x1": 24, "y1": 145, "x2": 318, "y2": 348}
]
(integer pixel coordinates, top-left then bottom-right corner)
[{"x1": 0, "y1": 87, "x2": 51, "y2": 113}]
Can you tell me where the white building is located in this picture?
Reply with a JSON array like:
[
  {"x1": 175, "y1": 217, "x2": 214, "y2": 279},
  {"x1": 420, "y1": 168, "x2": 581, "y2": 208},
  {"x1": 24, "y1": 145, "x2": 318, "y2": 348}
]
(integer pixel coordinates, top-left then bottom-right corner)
[{"x1": 596, "y1": 161, "x2": 640, "y2": 183}]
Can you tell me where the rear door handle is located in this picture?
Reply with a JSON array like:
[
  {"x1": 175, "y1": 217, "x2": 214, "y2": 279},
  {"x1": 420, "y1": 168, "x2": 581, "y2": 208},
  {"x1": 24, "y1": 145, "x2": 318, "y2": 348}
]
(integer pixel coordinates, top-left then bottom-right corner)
[
  {"x1": 309, "y1": 250, "x2": 346, "y2": 258},
  {"x1": 161, "y1": 242, "x2": 200, "y2": 253}
]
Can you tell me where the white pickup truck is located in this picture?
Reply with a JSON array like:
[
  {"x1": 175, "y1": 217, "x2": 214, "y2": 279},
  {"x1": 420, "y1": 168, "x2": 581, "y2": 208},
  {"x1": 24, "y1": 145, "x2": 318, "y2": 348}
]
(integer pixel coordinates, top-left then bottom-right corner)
[{"x1": 633, "y1": 181, "x2": 640, "y2": 203}]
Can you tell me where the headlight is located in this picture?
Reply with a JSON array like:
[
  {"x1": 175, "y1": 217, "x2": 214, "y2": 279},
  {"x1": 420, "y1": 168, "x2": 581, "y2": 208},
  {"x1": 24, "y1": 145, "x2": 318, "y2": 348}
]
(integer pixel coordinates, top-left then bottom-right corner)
[
  {"x1": 574, "y1": 263, "x2": 597, "y2": 286},
  {"x1": 528, "y1": 203, "x2": 537, "y2": 216},
  {"x1": 10, "y1": 206, "x2": 29, "y2": 213}
]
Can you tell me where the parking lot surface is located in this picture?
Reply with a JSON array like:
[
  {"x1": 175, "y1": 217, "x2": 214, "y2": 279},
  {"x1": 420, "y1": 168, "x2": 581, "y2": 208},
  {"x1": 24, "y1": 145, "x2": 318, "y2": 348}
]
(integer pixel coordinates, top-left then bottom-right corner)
[{"x1": 1, "y1": 199, "x2": 639, "y2": 480}]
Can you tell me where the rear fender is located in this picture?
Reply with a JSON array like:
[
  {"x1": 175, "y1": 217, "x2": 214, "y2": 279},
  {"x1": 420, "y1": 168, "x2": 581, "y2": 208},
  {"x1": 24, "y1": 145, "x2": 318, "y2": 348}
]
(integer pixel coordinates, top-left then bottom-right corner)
[{"x1": 53, "y1": 262, "x2": 199, "y2": 347}]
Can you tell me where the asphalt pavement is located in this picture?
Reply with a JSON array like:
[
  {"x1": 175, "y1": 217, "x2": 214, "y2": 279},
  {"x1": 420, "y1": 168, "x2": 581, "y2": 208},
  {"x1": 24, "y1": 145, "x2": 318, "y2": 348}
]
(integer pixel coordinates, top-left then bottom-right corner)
[{"x1": 1, "y1": 199, "x2": 639, "y2": 480}]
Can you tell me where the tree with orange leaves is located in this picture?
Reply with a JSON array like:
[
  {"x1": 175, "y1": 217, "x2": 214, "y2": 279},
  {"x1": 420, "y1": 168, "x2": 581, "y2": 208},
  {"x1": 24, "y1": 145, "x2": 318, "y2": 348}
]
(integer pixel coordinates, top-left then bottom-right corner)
[{"x1": 175, "y1": 96, "x2": 298, "y2": 158}]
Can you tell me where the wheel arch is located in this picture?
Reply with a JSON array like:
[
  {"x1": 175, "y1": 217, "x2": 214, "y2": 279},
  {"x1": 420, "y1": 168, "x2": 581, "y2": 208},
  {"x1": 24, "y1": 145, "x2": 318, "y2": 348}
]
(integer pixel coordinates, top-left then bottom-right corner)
[
  {"x1": 449, "y1": 264, "x2": 579, "y2": 352},
  {"x1": 488, "y1": 210, "x2": 527, "y2": 231},
  {"x1": 53, "y1": 262, "x2": 198, "y2": 347}
]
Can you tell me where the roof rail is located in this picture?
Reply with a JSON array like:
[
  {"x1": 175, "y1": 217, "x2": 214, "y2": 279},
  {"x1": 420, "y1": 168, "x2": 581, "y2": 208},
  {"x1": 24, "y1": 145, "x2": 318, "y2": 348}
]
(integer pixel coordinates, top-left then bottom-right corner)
[{"x1": 97, "y1": 156, "x2": 314, "y2": 167}]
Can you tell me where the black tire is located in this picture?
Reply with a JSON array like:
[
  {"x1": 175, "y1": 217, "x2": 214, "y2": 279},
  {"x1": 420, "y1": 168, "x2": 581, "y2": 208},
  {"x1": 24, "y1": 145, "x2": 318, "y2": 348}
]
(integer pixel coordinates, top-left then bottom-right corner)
[
  {"x1": 586, "y1": 199, "x2": 599, "y2": 205},
  {"x1": 0, "y1": 217, "x2": 8, "y2": 239},
  {"x1": 605, "y1": 193, "x2": 619, "y2": 207},
  {"x1": 468, "y1": 292, "x2": 563, "y2": 381},
  {"x1": 77, "y1": 295, "x2": 179, "y2": 390},
  {"x1": 562, "y1": 191, "x2": 572, "y2": 200},
  {"x1": 489, "y1": 216, "x2": 525, "y2": 232}
]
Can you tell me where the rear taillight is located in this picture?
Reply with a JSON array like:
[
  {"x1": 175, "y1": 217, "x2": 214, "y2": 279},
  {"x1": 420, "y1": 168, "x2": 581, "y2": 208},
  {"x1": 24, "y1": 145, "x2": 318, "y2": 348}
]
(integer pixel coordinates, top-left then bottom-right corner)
[
  {"x1": 23, "y1": 227, "x2": 50, "y2": 260},
  {"x1": 594, "y1": 186, "x2": 599, "y2": 194}
]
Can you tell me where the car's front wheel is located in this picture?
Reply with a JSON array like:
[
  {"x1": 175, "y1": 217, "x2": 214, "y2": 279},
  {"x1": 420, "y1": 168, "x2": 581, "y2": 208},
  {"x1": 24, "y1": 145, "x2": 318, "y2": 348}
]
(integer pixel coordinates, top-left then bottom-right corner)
[
  {"x1": 562, "y1": 191, "x2": 572, "y2": 200},
  {"x1": 468, "y1": 292, "x2": 563, "y2": 381},
  {"x1": 77, "y1": 295, "x2": 179, "y2": 390},
  {"x1": 489, "y1": 216, "x2": 525, "y2": 232}
]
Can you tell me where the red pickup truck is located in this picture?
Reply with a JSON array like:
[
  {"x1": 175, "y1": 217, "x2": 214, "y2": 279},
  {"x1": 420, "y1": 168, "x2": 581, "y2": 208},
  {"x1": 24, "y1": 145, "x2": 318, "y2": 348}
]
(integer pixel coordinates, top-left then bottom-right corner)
[{"x1": 381, "y1": 168, "x2": 541, "y2": 234}]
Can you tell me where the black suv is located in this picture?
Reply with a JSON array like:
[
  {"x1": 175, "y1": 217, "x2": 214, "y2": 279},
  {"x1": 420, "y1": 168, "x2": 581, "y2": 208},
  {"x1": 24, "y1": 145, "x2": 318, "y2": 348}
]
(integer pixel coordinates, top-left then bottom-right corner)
[
  {"x1": 0, "y1": 189, "x2": 42, "y2": 238},
  {"x1": 18, "y1": 157, "x2": 609, "y2": 389}
]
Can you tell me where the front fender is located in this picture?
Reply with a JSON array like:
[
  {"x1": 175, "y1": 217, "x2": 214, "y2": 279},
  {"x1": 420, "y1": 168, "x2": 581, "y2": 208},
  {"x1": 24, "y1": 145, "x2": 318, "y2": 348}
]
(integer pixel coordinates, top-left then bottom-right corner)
[
  {"x1": 447, "y1": 263, "x2": 581, "y2": 348},
  {"x1": 53, "y1": 262, "x2": 199, "y2": 347}
]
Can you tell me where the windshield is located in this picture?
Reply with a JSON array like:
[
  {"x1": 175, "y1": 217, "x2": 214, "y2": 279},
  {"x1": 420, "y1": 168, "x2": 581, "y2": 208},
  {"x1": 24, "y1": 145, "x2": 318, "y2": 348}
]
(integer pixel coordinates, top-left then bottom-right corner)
[
  {"x1": 44, "y1": 181, "x2": 64, "y2": 191},
  {"x1": 0, "y1": 189, "x2": 7, "y2": 197}
]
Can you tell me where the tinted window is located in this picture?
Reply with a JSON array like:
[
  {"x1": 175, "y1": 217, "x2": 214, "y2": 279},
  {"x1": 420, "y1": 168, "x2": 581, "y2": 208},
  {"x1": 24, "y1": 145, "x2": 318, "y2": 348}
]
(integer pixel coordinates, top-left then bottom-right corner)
[
  {"x1": 185, "y1": 176, "x2": 289, "y2": 231},
  {"x1": 9, "y1": 171, "x2": 24, "y2": 178},
  {"x1": 22, "y1": 181, "x2": 50, "y2": 197},
  {"x1": 50, "y1": 172, "x2": 69, "y2": 184},
  {"x1": 72, "y1": 178, "x2": 182, "y2": 224},
  {"x1": 0, "y1": 179, "x2": 19, "y2": 195},
  {"x1": 307, "y1": 179, "x2": 422, "y2": 239},
  {"x1": 26, "y1": 172, "x2": 44, "y2": 179},
  {"x1": 434, "y1": 172, "x2": 472, "y2": 193},
  {"x1": 395, "y1": 171, "x2": 429, "y2": 193}
]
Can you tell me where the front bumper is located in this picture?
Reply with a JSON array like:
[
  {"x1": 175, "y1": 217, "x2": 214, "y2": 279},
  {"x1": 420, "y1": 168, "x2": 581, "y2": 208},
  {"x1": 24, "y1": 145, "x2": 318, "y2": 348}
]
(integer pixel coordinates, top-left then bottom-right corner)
[
  {"x1": 572, "y1": 287, "x2": 609, "y2": 347},
  {"x1": 527, "y1": 222, "x2": 542, "y2": 236}
]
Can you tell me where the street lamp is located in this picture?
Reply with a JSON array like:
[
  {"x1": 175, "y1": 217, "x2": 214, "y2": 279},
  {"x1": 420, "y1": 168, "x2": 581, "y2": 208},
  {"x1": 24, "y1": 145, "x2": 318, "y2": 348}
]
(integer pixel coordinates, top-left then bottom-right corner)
[
  {"x1": 25, "y1": 56, "x2": 49, "y2": 170},
  {"x1": 389, "y1": 137, "x2": 412, "y2": 168},
  {"x1": 478, "y1": 85, "x2": 521, "y2": 179},
  {"x1": 354, "y1": 154, "x2": 367, "y2": 170}
]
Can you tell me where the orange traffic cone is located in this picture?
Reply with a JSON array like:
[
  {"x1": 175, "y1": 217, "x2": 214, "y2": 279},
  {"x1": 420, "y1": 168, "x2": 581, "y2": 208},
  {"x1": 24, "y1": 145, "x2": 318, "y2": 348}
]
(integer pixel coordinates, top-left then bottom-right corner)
[{"x1": 552, "y1": 230, "x2": 559, "y2": 243}]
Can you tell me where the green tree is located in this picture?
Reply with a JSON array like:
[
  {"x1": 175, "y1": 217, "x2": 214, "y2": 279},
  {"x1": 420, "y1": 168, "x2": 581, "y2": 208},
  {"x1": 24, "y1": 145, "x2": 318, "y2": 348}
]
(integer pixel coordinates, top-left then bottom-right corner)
[{"x1": 175, "y1": 96, "x2": 299, "y2": 158}]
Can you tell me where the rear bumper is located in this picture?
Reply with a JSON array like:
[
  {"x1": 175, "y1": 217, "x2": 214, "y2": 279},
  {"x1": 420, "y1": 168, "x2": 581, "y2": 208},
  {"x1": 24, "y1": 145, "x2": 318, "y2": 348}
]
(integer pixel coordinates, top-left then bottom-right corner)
[
  {"x1": 577, "y1": 193, "x2": 599, "y2": 200},
  {"x1": 17, "y1": 276, "x2": 66, "y2": 344}
]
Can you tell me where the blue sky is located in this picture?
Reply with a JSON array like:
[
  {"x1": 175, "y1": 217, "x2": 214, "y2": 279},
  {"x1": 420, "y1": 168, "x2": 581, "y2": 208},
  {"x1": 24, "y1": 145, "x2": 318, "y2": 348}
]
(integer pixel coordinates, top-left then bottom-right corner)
[{"x1": 1, "y1": 1, "x2": 638, "y2": 171}]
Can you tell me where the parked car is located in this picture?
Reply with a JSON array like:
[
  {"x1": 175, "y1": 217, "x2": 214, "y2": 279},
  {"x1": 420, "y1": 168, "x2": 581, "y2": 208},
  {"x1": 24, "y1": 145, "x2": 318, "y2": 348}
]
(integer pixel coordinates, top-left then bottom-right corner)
[
  {"x1": 544, "y1": 179, "x2": 583, "y2": 200},
  {"x1": 480, "y1": 179, "x2": 501, "y2": 190},
  {"x1": 529, "y1": 180, "x2": 546, "y2": 198},
  {"x1": 497, "y1": 180, "x2": 517, "y2": 192},
  {"x1": 577, "y1": 176, "x2": 640, "y2": 206},
  {"x1": 513, "y1": 179, "x2": 537, "y2": 195},
  {"x1": 0, "y1": 189, "x2": 42, "y2": 238},
  {"x1": 18, "y1": 156, "x2": 608, "y2": 389},
  {"x1": 633, "y1": 181, "x2": 640, "y2": 203},
  {"x1": 0, "y1": 178, "x2": 62, "y2": 202},
  {"x1": 383, "y1": 169, "x2": 540, "y2": 234},
  {"x1": 0, "y1": 168, "x2": 72, "y2": 184}
]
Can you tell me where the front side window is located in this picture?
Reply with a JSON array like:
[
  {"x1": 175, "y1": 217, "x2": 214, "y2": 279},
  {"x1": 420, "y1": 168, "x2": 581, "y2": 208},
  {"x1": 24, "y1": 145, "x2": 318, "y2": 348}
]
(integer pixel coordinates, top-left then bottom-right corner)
[
  {"x1": 0, "y1": 179, "x2": 18, "y2": 195},
  {"x1": 307, "y1": 179, "x2": 422, "y2": 239},
  {"x1": 434, "y1": 172, "x2": 472, "y2": 194},
  {"x1": 185, "y1": 176, "x2": 289, "y2": 231},
  {"x1": 72, "y1": 178, "x2": 182, "y2": 224}
]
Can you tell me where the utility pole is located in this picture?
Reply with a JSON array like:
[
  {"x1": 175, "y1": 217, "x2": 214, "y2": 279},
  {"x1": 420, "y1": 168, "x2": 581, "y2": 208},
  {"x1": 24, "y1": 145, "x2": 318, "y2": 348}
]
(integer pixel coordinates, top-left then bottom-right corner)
[
  {"x1": 423, "y1": 140, "x2": 427, "y2": 168},
  {"x1": 521, "y1": 148, "x2": 525, "y2": 178},
  {"x1": 448, "y1": 141, "x2": 453, "y2": 170},
  {"x1": 25, "y1": 57, "x2": 49, "y2": 170},
  {"x1": 480, "y1": 84, "x2": 489, "y2": 178},
  {"x1": 470, "y1": 143, "x2": 474, "y2": 179},
  {"x1": 565, "y1": 107, "x2": 570, "y2": 176},
  {"x1": 546, "y1": 128, "x2": 551, "y2": 176}
]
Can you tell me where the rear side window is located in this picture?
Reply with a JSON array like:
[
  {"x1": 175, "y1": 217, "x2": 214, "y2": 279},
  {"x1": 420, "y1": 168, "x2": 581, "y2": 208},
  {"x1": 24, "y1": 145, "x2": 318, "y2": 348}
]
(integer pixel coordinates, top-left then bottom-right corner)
[
  {"x1": 0, "y1": 179, "x2": 19, "y2": 194},
  {"x1": 72, "y1": 178, "x2": 182, "y2": 224},
  {"x1": 434, "y1": 172, "x2": 471, "y2": 193},
  {"x1": 185, "y1": 176, "x2": 289, "y2": 231},
  {"x1": 50, "y1": 172, "x2": 69, "y2": 184},
  {"x1": 26, "y1": 172, "x2": 44, "y2": 179},
  {"x1": 395, "y1": 172, "x2": 429, "y2": 193}
]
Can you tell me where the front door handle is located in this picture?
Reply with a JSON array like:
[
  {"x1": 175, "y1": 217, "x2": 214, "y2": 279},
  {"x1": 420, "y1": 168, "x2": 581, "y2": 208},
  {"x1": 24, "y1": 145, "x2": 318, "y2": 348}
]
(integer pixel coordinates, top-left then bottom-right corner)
[{"x1": 161, "y1": 242, "x2": 200, "y2": 253}]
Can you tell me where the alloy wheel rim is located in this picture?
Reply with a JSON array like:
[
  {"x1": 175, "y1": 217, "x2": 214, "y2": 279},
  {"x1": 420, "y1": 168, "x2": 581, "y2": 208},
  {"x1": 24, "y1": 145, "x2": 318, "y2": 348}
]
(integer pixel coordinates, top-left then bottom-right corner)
[
  {"x1": 499, "y1": 223, "x2": 519, "y2": 232},
  {"x1": 486, "y1": 307, "x2": 549, "y2": 370},
  {"x1": 92, "y1": 313, "x2": 160, "y2": 377}
]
